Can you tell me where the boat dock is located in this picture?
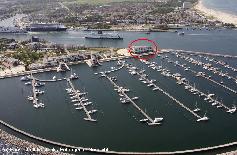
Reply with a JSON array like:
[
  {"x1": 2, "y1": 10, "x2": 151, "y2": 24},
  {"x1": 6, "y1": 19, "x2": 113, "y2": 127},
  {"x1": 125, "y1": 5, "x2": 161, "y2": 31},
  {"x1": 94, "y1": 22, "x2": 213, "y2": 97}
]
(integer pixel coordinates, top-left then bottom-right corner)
[
  {"x1": 102, "y1": 74, "x2": 159, "y2": 125},
  {"x1": 66, "y1": 78, "x2": 96, "y2": 122},
  {"x1": 124, "y1": 63, "x2": 203, "y2": 121},
  {"x1": 162, "y1": 54, "x2": 237, "y2": 95},
  {"x1": 162, "y1": 49, "x2": 237, "y2": 59}
]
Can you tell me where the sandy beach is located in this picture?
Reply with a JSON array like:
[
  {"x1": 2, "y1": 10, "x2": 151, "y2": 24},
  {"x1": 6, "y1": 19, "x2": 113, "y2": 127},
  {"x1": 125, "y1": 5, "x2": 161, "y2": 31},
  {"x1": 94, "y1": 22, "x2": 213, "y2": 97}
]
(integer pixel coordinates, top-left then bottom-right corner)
[{"x1": 194, "y1": 0, "x2": 237, "y2": 26}]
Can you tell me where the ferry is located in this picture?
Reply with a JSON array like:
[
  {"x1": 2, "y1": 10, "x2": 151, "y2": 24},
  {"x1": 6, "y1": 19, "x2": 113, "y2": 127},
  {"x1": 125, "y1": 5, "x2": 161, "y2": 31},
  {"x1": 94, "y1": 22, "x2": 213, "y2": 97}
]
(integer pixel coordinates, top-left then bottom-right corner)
[{"x1": 85, "y1": 30, "x2": 123, "y2": 40}]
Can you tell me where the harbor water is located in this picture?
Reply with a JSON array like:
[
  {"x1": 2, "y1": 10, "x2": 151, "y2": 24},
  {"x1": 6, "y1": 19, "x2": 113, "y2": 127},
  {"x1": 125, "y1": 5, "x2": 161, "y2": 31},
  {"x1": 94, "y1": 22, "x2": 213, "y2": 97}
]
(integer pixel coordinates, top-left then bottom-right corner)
[{"x1": 1, "y1": 15, "x2": 237, "y2": 154}]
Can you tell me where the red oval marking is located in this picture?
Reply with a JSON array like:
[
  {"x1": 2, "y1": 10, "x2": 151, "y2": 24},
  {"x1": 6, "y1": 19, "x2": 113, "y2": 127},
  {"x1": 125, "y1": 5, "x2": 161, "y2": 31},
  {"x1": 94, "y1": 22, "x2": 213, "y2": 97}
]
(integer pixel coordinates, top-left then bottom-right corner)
[{"x1": 128, "y1": 38, "x2": 160, "y2": 61}]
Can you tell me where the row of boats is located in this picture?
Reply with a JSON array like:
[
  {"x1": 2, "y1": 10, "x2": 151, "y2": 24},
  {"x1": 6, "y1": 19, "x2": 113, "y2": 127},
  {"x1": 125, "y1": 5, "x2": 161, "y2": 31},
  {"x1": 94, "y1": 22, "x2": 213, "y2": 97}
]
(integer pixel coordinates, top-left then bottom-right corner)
[
  {"x1": 174, "y1": 52, "x2": 237, "y2": 84},
  {"x1": 66, "y1": 86, "x2": 97, "y2": 121},
  {"x1": 158, "y1": 54, "x2": 236, "y2": 114},
  {"x1": 21, "y1": 75, "x2": 46, "y2": 109}
]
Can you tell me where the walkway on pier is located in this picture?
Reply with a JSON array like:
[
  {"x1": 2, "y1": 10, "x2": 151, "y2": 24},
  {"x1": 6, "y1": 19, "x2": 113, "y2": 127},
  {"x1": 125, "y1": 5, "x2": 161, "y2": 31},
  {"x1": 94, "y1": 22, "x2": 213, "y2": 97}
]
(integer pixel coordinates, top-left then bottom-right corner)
[
  {"x1": 124, "y1": 64, "x2": 202, "y2": 120},
  {"x1": 104, "y1": 75, "x2": 155, "y2": 124},
  {"x1": 66, "y1": 78, "x2": 95, "y2": 122}
]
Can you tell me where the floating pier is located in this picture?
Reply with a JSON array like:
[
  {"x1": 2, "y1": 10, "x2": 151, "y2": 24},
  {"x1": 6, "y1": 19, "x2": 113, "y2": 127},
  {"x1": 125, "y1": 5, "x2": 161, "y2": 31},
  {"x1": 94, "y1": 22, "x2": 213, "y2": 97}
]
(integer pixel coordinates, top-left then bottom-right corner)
[
  {"x1": 102, "y1": 73, "x2": 159, "y2": 125},
  {"x1": 66, "y1": 78, "x2": 96, "y2": 122}
]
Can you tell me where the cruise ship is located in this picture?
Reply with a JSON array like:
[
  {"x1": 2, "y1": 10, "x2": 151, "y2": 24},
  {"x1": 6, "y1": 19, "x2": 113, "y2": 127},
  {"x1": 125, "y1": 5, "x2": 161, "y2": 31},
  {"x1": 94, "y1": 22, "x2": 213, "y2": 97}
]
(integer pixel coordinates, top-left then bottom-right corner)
[
  {"x1": 25, "y1": 23, "x2": 67, "y2": 32},
  {"x1": 0, "y1": 26, "x2": 27, "y2": 33},
  {"x1": 85, "y1": 30, "x2": 123, "y2": 40}
]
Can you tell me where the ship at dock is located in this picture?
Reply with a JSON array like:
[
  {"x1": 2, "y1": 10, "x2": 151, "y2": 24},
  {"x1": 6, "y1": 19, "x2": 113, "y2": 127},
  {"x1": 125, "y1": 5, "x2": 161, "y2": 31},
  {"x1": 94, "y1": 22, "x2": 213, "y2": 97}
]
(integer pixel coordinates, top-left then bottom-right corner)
[
  {"x1": 85, "y1": 30, "x2": 123, "y2": 40},
  {"x1": 0, "y1": 26, "x2": 27, "y2": 33},
  {"x1": 25, "y1": 23, "x2": 67, "y2": 32}
]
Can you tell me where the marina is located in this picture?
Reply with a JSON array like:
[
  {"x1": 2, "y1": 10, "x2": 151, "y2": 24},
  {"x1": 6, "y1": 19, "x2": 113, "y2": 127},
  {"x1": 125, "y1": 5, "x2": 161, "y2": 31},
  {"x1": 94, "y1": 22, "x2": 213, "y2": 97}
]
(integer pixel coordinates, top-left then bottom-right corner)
[
  {"x1": 0, "y1": 27, "x2": 237, "y2": 153},
  {"x1": 1, "y1": 0, "x2": 237, "y2": 153},
  {"x1": 0, "y1": 51, "x2": 236, "y2": 153}
]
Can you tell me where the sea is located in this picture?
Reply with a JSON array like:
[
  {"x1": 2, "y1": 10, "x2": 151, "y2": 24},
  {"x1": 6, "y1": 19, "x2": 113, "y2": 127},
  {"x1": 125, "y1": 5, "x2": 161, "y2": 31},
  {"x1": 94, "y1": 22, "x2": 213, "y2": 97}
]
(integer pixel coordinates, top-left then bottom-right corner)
[{"x1": 202, "y1": 0, "x2": 237, "y2": 16}]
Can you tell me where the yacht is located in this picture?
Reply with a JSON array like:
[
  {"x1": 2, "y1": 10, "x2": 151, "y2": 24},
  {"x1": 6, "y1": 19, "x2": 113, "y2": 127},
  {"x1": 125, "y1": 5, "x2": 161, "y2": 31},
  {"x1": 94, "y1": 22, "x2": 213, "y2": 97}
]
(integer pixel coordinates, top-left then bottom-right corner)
[
  {"x1": 226, "y1": 105, "x2": 236, "y2": 114},
  {"x1": 212, "y1": 101, "x2": 218, "y2": 106},
  {"x1": 153, "y1": 87, "x2": 159, "y2": 91},
  {"x1": 140, "y1": 118, "x2": 149, "y2": 122},
  {"x1": 154, "y1": 117, "x2": 163, "y2": 123},
  {"x1": 197, "y1": 113, "x2": 209, "y2": 122},
  {"x1": 132, "y1": 97, "x2": 139, "y2": 100},
  {"x1": 217, "y1": 104, "x2": 223, "y2": 108},
  {"x1": 72, "y1": 99, "x2": 79, "y2": 102},
  {"x1": 27, "y1": 96, "x2": 34, "y2": 101},
  {"x1": 35, "y1": 90, "x2": 44, "y2": 95},
  {"x1": 193, "y1": 102, "x2": 200, "y2": 112},
  {"x1": 35, "y1": 82, "x2": 45, "y2": 87},
  {"x1": 20, "y1": 76, "x2": 31, "y2": 81},
  {"x1": 75, "y1": 107, "x2": 83, "y2": 110},
  {"x1": 69, "y1": 73, "x2": 79, "y2": 80},
  {"x1": 25, "y1": 82, "x2": 31, "y2": 85},
  {"x1": 148, "y1": 122, "x2": 161, "y2": 126},
  {"x1": 121, "y1": 99, "x2": 130, "y2": 104},
  {"x1": 88, "y1": 110, "x2": 97, "y2": 114},
  {"x1": 82, "y1": 102, "x2": 91, "y2": 106}
]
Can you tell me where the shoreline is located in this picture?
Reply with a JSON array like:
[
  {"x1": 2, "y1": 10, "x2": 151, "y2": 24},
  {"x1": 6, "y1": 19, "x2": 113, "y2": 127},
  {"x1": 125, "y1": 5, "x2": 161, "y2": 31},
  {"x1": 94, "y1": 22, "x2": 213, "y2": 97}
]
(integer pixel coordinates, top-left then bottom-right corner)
[
  {"x1": 0, "y1": 128, "x2": 69, "y2": 155},
  {"x1": 194, "y1": 0, "x2": 237, "y2": 26}
]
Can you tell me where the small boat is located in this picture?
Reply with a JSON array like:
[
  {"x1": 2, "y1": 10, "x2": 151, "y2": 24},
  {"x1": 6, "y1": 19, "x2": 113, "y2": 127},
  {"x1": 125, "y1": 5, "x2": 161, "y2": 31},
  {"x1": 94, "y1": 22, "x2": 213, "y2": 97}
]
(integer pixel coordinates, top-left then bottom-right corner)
[
  {"x1": 154, "y1": 117, "x2": 163, "y2": 122},
  {"x1": 35, "y1": 82, "x2": 45, "y2": 87},
  {"x1": 25, "y1": 82, "x2": 31, "y2": 85},
  {"x1": 197, "y1": 113, "x2": 209, "y2": 122},
  {"x1": 27, "y1": 96, "x2": 34, "y2": 101},
  {"x1": 88, "y1": 110, "x2": 97, "y2": 114},
  {"x1": 75, "y1": 107, "x2": 83, "y2": 110},
  {"x1": 72, "y1": 99, "x2": 79, "y2": 102},
  {"x1": 217, "y1": 104, "x2": 223, "y2": 108},
  {"x1": 153, "y1": 87, "x2": 159, "y2": 91},
  {"x1": 20, "y1": 76, "x2": 31, "y2": 81},
  {"x1": 139, "y1": 118, "x2": 148, "y2": 122},
  {"x1": 70, "y1": 73, "x2": 79, "y2": 79},
  {"x1": 226, "y1": 105, "x2": 236, "y2": 114},
  {"x1": 132, "y1": 97, "x2": 139, "y2": 100},
  {"x1": 193, "y1": 102, "x2": 200, "y2": 112}
]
